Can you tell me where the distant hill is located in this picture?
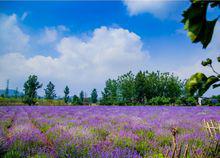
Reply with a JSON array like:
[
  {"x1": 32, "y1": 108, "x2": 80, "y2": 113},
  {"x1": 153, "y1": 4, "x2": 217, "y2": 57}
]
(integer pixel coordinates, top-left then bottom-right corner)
[{"x1": 0, "y1": 89, "x2": 23, "y2": 97}]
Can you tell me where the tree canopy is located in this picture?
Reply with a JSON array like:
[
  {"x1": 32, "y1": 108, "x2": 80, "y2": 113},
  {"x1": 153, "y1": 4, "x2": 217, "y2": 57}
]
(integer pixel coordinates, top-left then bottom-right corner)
[
  {"x1": 23, "y1": 75, "x2": 42, "y2": 105},
  {"x1": 44, "y1": 81, "x2": 56, "y2": 100},
  {"x1": 64, "y1": 86, "x2": 70, "y2": 104},
  {"x1": 100, "y1": 71, "x2": 183, "y2": 105}
]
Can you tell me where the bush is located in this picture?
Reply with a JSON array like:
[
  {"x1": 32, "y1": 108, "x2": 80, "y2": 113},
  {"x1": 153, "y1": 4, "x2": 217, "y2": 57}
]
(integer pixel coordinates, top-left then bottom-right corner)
[
  {"x1": 185, "y1": 97, "x2": 197, "y2": 106},
  {"x1": 0, "y1": 97, "x2": 23, "y2": 106},
  {"x1": 148, "y1": 97, "x2": 171, "y2": 105},
  {"x1": 175, "y1": 98, "x2": 183, "y2": 105}
]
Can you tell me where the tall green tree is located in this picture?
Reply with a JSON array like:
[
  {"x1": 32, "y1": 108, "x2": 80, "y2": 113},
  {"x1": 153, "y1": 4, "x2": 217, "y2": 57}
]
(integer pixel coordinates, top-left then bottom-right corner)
[
  {"x1": 135, "y1": 71, "x2": 146, "y2": 103},
  {"x1": 100, "y1": 71, "x2": 183, "y2": 105},
  {"x1": 23, "y1": 75, "x2": 42, "y2": 105},
  {"x1": 64, "y1": 86, "x2": 70, "y2": 103},
  {"x1": 182, "y1": 0, "x2": 220, "y2": 97},
  {"x1": 117, "y1": 71, "x2": 135, "y2": 103},
  {"x1": 91, "y1": 88, "x2": 98, "y2": 103},
  {"x1": 79, "y1": 91, "x2": 84, "y2": 104},
  {"x1": 101, "y1": 79, "x2": 118, "y2": 105},
  {"x1": 72, "y1": 95, "x2": 81, "y2": 105},
  {"x1": 44, "y1": 81, "x2": 56, "y2": 99}
]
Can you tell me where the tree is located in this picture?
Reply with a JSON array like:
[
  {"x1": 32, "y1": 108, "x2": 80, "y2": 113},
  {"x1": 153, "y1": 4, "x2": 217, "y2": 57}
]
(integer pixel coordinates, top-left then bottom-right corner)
[
  {"x1": 79, "y1": 91, "x2": 84, "y2": 104},
  {"x1": 117, "y1": 71, "x2": 135, "y2": 104},
  {"x1": 91, "y1": 88, "x2": 98, "y2": 103},
  {"x1": 44, "y1": 81, "x2": 56, "y2": 99},
  {"x1": 64, "y1": 86, "x2": 70, "y2": 104},
  {"x1": 23, "y1": 75, "x2": 42, "y2": 105},
  {"x1": 182, "y1": 1, "x2": 220, "y2": 97},
  {"x1": 101, "y1": 79, "x2": 118, "y2": 105},
  {"x1": 135, "y1": 71, "x2": 146, "y2": 103},
  {"x1": 72, "y1": 95, "x2": 81, "y2": 105}
]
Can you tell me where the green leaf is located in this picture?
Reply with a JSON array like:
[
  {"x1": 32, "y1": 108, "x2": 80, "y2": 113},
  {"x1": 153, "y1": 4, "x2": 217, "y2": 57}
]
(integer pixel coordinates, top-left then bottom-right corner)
[
  {"x1": 217, "y1": 56, "x2": 220, "y2": 62},
  {"x1": 186, "y1": 73, "x2": 219, "y2": 97},
  {"x1": 185, "y1": 72, "x2": 207, "y2": 96},
  {"x1": 199, "y1": 76, "x2": 219, "y2": 96},
  {"x1": 182, "y1": 1, "x2": 218, "y2": 48},
  {"x1": 201, "y1": 61, "x2": 208, "y2": 66}
]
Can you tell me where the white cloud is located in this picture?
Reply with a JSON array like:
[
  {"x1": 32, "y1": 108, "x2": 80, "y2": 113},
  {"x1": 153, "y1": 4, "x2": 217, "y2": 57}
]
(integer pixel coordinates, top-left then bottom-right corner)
[
  {"x1": 39, "y1": 27, "x2": 58, "y2": 44},
  {"x1": 0, "y1": 15, "x2": 150, "y2": 96},
  {"x1": 123, "y1": 0, "x2": 169, "y2": 18},
  {"x1": 38, "y1": 25, "x2": 69, "y2": 44},
  {"x1": 0, "y1": 14, "x2": 30, "y2": 54}
]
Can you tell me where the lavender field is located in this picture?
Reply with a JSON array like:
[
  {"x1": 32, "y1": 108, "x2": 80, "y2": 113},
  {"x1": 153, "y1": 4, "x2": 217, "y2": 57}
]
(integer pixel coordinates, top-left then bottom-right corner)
[{"x1": 0, "y1": 106, "x2": 220, "y2": 158}]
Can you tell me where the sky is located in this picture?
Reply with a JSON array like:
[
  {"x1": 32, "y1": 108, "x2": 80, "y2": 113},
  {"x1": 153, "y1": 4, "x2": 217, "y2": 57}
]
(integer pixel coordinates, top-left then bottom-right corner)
[{"x1": 0, "y1": 1, "x2": 219, "y2": 97}]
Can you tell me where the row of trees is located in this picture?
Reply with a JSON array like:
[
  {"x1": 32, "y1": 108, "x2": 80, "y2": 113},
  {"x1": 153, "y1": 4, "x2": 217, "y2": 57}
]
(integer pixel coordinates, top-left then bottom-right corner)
[
  {"x1": 22, "y1": 75, "x2": 98, "y2": 105},
  {"x1": 9, "y1": 70, "x2": 184, "y2": 106},
  {"x1": 100, "y1": 71, "x2": 184, "y2": 105}
]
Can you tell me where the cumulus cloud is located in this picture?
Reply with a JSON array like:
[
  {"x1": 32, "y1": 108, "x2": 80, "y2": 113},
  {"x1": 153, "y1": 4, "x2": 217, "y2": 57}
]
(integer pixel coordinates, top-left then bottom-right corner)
[
  {"x1": 0, "y1": 14, "x2": 150, "y2": 95},
  {"x1": 38, "y1": 25, "x2": 69, "y2": 44},
  {"x1": 38, "y1": 27, "x2": 58, "y2": 44},
  {"x1": 123, "y1": 0, "x2": 169, "y2": 18},
  {"x1": 0, "y1": 14, "x2": 30, "y2": 54}
]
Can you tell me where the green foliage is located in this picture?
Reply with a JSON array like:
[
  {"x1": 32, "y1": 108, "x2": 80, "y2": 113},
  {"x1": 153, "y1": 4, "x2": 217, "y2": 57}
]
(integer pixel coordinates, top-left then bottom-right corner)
[
  {"x1": 182, "y1": 1, "x2": 219, "y2": 48},
  {"x1": 0, "y1": 97, "x2": 23, "y2": 106},
  {"x1": 72, "y1": 95, "x2": 81, "y2": 105},
  {"x1": 135, "y1": 141, "x2": 150, "y2": 156},
  {"x1": 101, "y1": 79, "x2": 118, "y2": 105},
  {"x1": 201, "y1": 58, "x2": 212, "y2": 66},
  {"x1": 63, "y1": 86, "x2": 70, "y2": 104},
  {"x1": 90, "y1": 89, "x2": 98, "y2": 103},
  {"x1": 185, "y1": 73, "x2": 219, "y2": 97},
  {"x1": 79, "y1": 91, "x2": 84, "y2": 104},
  {"x1": 100, "y1": 71, "x2": 183, "y2": 105},
  {"x1": 135, "y1": 71, "x2": 146, "y2": 103},
  {"x1": 114, "y1": 137, "x2": 133, "y2": 149},
  {"x1": 23, "y1": 75, "x2": 42, "y2": 105},
  {"x1": 135, "y1": 129, "x2": 155, "y2": 140},
  {"x1": 91, "y1": 128, "x2": 110, "y2": 140},
  {"x1": 148, "y1": 96, "x2": 171, "y2": 105},
  {"x1": 118, "y1": 71, "x2": 135, "y2": 104},
  {"x1": 3, "y1": 150, "x2": 21, "y2": 158},
  {"x1": 156, "y1": 135, "x2": 172, "y2": 147},
  {"x1": 182, "y1": 1, "x2": 220, "y2": 96},
  {"x1": 185, "y1": 97, "x2": 197, "y2": 106},
  {"x1": 202, "y1": 95, "x2": 220, "y2": 106},
  {"x1": 44, "y1": 81, "x2": 56, "y2": 99},
  {"x1": 151, "y1": 153, "x2": 164, "y2": 158},
  {"x1": 36, "y1": 98, "x2": 66, "y2": 106}
]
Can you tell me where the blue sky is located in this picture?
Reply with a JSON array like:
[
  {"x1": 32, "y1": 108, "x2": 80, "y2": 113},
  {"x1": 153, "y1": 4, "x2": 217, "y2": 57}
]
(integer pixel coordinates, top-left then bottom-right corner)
[{"x1": 0, "y1": 1, "x2": 219, "y2": 96}]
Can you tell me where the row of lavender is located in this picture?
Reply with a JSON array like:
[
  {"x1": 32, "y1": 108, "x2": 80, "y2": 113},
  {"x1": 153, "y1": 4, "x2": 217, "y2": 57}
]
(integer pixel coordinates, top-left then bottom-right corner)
[{"x1": 0, "y1": 106, "x2": 219, "y2": 157}]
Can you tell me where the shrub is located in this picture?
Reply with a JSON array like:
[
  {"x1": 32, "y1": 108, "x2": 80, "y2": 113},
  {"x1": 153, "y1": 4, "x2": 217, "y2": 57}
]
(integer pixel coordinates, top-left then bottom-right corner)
[
  {"x1": 148, "y1": 97, "x2": 171, "y2": 105},
  {"x1": 185, "y1": 97, "x2": 197, "y2": 106}
]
